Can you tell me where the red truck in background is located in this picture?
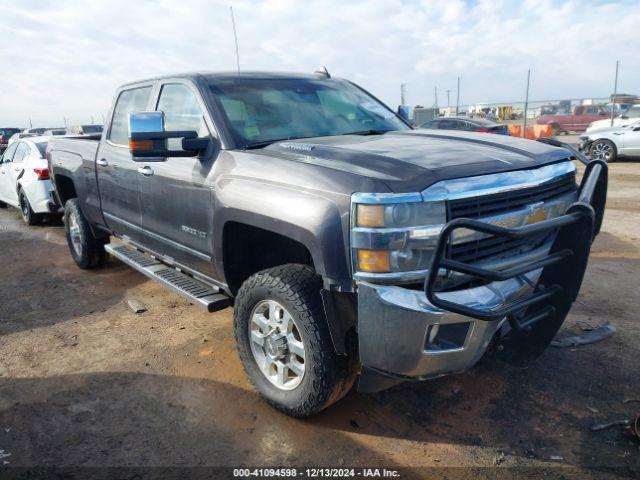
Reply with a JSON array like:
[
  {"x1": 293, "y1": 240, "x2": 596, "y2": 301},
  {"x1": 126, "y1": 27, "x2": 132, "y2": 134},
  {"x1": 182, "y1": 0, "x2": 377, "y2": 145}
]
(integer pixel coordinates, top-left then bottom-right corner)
[{"x1": 536, "y1": 105, "x2": 608, "y2": 134}]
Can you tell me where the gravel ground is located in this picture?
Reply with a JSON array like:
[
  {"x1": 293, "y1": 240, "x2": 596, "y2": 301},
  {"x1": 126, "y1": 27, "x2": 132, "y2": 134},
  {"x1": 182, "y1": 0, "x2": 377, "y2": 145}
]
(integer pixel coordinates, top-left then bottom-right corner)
[{"x1": 0, "y1": 159, "x2": 638, "y2": 479}]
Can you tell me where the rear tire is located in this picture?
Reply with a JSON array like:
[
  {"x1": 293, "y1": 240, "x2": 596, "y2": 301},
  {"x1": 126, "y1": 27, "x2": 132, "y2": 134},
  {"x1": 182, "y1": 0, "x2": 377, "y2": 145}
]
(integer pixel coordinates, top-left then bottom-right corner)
[
  {"x1": 19, "y1": 188, "x2": 43, "y2": 225},
  {"x1": 0, "y1": 200, "x2": 7, "y2": 208},
  {"x1": 64, "y1": 198, "x2": 107, "y2": 269},
  {"x1": 550, "y1": 123, "x2": 567, "y2": 136},
  {"x1": 589, "y1": 139, "x2": 617, "y2": 162},
  {"x1": 234, "y1": 264, "x2": 356, "y2": 417}
]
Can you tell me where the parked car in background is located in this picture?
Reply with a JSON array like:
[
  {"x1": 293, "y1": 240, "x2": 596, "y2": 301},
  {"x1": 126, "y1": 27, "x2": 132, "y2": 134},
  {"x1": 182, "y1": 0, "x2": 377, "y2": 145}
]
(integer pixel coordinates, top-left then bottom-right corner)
[
  {"x1": 536, "y1": 105, "x2": 608, "y2": 134},
  {"x1": 0, "y1": 128, "x2": 22, "y2": 145},
  {"x1": 586, "y1": 105, "x2": 640, "y2": 132},
  {"x1": 22, "y1": 128, "x2": 48, "y2": 135},
  {"x1": 579, "y1": 120, "x2": 640, "y2": 162},
  {"x1": 0, "y1": 128, "x2": 22, "y2": 154},
  {"x1": 419, "y1": 116, "x2": 509, "y2": 135},
  {"x1": 66, "y1": 124, "x2": 103, "y2": 135},
  {"x1": 8, "y1": 132, "x2": 37, "y2": 144},
  {"x1": 0, "y1": 136, "x2": 58, "y2": 224},
  {"x1": 43, "y1": 129, "x2": 67, "y2": 136}
]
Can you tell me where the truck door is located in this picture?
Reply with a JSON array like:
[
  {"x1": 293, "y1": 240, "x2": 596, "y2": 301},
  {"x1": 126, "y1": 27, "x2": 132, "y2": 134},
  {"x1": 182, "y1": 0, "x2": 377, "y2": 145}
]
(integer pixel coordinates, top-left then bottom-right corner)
[
  {"x1": 98, "y1": 85, "x2": 153, "y2": 243},
  {"x1": 138, "y1": 82, "x2": 216, "y2": 276}
]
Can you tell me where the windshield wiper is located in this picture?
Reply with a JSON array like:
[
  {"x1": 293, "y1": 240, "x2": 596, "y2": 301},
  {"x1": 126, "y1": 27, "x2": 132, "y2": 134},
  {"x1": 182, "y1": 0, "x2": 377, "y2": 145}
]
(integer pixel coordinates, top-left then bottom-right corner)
[
  {"x1": 340, "y1": 129, "x2": 393, "y2": 136},
  {"x1": 244, "y1": 138, "x2": 289, "y2": 150}
]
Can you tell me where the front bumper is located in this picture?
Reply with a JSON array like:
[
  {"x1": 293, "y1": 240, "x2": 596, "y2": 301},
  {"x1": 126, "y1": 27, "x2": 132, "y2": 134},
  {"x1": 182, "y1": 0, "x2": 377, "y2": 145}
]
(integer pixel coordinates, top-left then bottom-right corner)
[{"x1": 356, "y1": 159, "x2": 608, "y2": 393}]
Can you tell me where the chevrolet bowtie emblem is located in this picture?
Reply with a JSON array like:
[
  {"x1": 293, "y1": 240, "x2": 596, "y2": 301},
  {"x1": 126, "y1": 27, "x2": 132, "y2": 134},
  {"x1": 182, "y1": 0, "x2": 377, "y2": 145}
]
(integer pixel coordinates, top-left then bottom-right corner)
[{"x1": 525, "y1": 202, "x2": 549, "y2": 224}]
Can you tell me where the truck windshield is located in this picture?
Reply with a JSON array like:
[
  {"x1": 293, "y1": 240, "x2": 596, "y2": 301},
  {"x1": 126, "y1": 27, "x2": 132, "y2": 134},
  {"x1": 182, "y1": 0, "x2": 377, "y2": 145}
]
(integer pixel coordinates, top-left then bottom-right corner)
[{"x1": 208, "y1": 77, "x2": 409, "y2": 148}]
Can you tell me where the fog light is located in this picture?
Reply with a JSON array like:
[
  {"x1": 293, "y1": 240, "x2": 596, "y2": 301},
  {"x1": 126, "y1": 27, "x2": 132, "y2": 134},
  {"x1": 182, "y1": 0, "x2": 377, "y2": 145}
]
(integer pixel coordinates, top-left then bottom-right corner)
[{"x1": 356, "y1": 249, "x2": 390, "y2": 273}]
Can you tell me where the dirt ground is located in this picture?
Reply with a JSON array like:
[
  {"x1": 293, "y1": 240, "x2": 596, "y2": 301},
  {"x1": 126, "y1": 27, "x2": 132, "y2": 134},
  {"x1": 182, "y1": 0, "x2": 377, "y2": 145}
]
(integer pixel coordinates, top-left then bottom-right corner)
[{"x1": 0, "y1": 160, "x2": 639, "y2": 479}]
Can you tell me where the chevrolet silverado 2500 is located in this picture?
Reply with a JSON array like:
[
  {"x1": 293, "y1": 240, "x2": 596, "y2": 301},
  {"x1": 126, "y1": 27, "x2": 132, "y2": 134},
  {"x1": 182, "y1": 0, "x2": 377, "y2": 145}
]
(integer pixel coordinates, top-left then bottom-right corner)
[{"x1": 48, "y1": 72, "x2": 608, "y2": 417}]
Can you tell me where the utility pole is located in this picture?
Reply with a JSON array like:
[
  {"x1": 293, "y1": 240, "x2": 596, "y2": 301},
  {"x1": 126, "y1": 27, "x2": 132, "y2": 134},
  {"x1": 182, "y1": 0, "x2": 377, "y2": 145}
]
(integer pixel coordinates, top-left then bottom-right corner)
[
  {"x1": 91, "y1": 116, "x2": 94, "y2": 124},
  {"x1": 611, "y1": 60, "x2": 619, "y2": 127},
  {"x1": 446, "y1": 89, "x2": 450, "y2": 108},
  {"x1": 455, "y1": 77, "x2": 460, "y2": 115},
  {"x1": 522, "y1": 69, "x2": 531, "y2": 138},
  {"x1": 29, "y1": 118, "x2": 33, "y2": 129},
  {"x1": 63, "y1": 117, "x2": 68, "y2": 128},
  {"x1": 400, "y1": 83, "x2": 406, "y2": 105},
  {"x1": 434, "y1": 86, "x2": 438, "y2": 109},
  {"x1": 230, "y1": 6, "x2": 240, "y2": 73}
]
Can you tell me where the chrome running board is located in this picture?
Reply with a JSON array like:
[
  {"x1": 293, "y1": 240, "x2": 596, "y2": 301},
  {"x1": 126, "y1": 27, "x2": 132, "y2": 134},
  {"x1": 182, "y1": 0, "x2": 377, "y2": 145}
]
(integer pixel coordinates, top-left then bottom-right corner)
[{"x1": 105, "y1": 243, "x2": 231, "y2": 313}]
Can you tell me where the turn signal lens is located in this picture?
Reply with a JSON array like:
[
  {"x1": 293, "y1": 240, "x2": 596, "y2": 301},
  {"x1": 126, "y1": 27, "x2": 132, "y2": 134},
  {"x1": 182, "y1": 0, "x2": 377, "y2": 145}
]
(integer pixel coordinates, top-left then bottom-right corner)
[
  {"x1": 356, "y1": 204, "x2": 385, "y2": 227},
  {"x1": 356, "y1": 249, "x2": 390, "y2": 273},
  {"x1": 129, "y1": 139, "x2": 154, "y2": 151}
]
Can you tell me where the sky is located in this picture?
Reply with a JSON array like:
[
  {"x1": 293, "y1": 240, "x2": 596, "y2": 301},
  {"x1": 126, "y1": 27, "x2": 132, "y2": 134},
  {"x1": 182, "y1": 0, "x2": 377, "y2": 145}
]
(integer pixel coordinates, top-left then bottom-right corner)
[{"x1": 1, "y1": 0, "x2": 639, "y2": 127}]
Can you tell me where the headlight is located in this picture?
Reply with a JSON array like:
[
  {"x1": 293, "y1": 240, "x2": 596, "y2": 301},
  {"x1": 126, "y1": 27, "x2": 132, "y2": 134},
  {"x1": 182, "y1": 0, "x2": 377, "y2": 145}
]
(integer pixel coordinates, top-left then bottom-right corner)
[{"x1": 351, "y1": 193, "x2": 446, "y2": 278}]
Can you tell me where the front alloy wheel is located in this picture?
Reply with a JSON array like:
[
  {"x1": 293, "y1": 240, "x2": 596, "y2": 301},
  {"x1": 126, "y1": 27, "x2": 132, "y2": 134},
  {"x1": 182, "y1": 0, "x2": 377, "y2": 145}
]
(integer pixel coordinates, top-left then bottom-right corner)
[
  {"x1": 249, "y1": 299, "x2": 306, "y2": 390},
  {"x1": 590, "y1": 139, "x2": 617, "y2": 162},
  {"x1": 234, "y1": 264, "x2": 356, "y2": 417}
]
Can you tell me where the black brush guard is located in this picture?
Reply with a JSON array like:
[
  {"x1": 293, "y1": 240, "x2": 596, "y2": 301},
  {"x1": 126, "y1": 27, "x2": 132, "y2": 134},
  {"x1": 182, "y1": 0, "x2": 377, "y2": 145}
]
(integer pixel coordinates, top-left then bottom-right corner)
[{"x1": 424, "y1": 157, "x2": 608, "y2": 365}]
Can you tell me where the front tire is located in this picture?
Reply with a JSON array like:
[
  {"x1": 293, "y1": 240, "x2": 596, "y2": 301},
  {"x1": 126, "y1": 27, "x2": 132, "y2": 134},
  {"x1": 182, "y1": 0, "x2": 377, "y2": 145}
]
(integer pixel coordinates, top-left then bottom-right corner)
[
  {"x1": 19, "y1": 188, "x2": 43, "y2": 225},
  {"x1": 64, "y1": 198, "x2": 107, "y2": 269},
  {"x1": 589, "y1": 139, "x2": 617, "y2": 162},
  {"x1": 234, "y1": 264, "x2": 356, "y2": 417}
]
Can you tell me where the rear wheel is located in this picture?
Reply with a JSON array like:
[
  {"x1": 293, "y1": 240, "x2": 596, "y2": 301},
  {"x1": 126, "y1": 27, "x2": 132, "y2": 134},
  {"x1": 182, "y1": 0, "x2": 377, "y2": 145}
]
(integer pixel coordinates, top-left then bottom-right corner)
[
  {"x1": 234, "y1": 264, "x2": 356, "y2": 417},
  {"x1": 589, "y1": 139, "x2": 617, "y2": 162},
  {"x1": 64, "y1": 198, "x2": 107, "y2": 269},
  {"x1": 551, "y1": 123, "x2": 567, "y2": 136},
  {"x1": 19, "y1": 188, "x2": 43, "y2": 225}
]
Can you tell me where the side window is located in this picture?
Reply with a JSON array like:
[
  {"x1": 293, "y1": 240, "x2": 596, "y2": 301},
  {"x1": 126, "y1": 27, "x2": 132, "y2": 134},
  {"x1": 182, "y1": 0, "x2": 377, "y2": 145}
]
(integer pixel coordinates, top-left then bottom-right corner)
[
  {"x1": 157, "y1": 84, "x2": 210, "y2": 150},
  {"x1": 439, "y1": 119, "x2": 457, "y2": 129},
  {"x1": 1, "y1": 142, "x2": 18, "y2": 163},
  {"x1": 108, "y1": 86, "x2": 152, "y2": 146},
  {"x1": 13, "y1": 143, "x2": 29, "y2": 163}
]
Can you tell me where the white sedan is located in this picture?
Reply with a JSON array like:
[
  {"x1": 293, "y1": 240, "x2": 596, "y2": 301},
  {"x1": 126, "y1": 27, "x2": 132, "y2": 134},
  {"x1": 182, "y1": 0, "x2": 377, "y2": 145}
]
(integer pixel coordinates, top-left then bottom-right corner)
[
  {"x1": 579, "y1": 120, "x2": 640, "y2": 162},
  {"x1": 0, "y1": 136, "x2": 59, "y2": 224},
  {"x1": 586, "y1": 105, "x2": 640, "y2": 132}
]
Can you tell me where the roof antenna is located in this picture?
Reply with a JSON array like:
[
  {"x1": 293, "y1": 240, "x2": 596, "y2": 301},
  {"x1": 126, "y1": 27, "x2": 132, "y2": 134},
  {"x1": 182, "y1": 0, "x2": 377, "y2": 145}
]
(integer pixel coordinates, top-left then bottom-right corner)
[
  {"x1": 229, "y1": 6, "x2": 240, "y2": 73},
  {"x1": 315, "y1": 66, "x2": 331, "y2": 78}
]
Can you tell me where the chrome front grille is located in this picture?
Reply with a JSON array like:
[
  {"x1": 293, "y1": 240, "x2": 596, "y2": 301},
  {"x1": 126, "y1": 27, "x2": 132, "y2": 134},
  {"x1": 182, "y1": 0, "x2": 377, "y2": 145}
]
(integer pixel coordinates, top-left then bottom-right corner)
[
  {"x1": 448, "y1": 174, "x2": 577, "y2": 220},
  {"x1": 446, "y1": 171, "x2": 577, "y2": 265}
]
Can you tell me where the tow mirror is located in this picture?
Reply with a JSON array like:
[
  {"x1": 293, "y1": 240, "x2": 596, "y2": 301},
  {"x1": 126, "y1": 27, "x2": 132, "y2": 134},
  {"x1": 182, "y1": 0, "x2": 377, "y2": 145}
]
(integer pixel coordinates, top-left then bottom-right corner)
[{"x1": 128, "y1": 111, "x2": 209, "y2": 162}]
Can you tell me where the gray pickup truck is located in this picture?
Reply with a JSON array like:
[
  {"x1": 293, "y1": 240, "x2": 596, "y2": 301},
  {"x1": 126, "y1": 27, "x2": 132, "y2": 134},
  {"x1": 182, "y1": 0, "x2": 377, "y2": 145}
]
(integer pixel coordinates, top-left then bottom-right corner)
[{"x1": 48, "y1": 72, "x2": 607, "y2": 417}]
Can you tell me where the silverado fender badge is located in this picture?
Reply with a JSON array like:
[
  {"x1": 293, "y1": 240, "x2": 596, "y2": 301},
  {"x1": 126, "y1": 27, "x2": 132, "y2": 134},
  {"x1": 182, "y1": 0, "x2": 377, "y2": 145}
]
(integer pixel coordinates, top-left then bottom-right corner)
[{"x1": 181, "y1": 225, "x2": 207, "y2": 238}]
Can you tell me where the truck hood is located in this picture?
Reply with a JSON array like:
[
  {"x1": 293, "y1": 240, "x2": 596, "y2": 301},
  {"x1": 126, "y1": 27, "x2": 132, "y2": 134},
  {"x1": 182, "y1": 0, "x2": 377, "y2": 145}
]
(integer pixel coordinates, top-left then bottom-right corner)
[{"x1": 262, "y1": 130, "x2": 573, "y2": 192}]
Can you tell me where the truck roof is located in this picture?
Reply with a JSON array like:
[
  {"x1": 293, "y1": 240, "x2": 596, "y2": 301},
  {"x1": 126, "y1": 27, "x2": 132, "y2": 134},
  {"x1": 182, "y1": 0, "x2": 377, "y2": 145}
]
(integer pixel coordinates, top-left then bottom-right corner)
[{"x1": 120, "y1": 71, "x2": 330, "y2": 88}]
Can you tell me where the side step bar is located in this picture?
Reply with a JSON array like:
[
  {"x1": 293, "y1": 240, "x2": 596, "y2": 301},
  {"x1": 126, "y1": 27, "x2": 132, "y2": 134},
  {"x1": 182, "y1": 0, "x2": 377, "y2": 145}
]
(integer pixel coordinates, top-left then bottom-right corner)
[{"x1": 105, "y1": 243, "x2": 232, "y2": 313}]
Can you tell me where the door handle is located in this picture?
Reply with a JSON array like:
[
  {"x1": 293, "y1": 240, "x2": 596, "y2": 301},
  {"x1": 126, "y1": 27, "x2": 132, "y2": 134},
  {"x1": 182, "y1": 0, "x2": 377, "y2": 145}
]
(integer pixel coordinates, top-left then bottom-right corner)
[
  {"x1": 14, "y1": 167, "x2": 20, "y2": 171},
  {"x1": 96, "y1": 158, "x2": 109, "y2": 167},
  {"x1": 137, "y1": 166, "x2": 154, "y2": 177}
]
